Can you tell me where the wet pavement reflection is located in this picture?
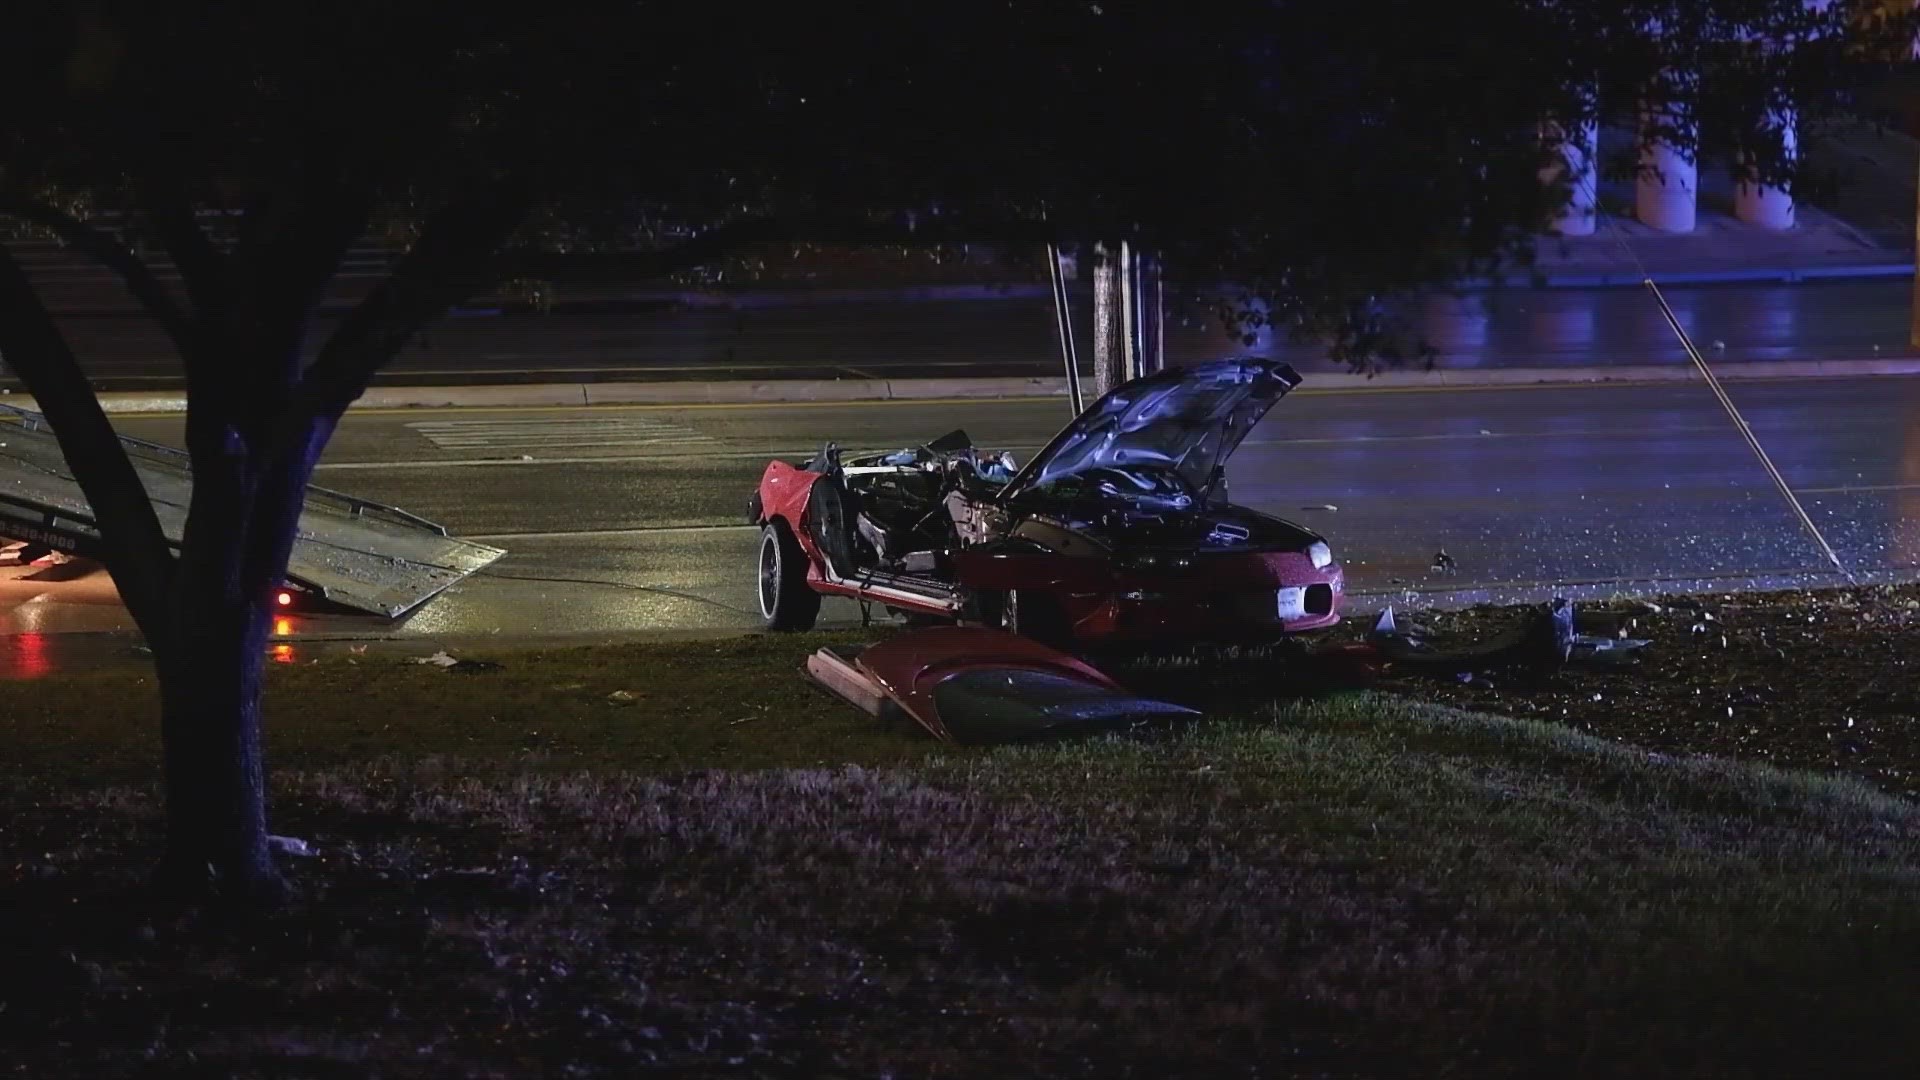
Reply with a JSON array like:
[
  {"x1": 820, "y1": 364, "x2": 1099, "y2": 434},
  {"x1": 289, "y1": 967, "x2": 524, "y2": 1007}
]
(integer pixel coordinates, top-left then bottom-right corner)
[
  {"x1": 7, "y1": 377, "x2": 1920, "y2": 679},
  {"x1": 11, "y1": 280, "x2": 1915, "y2": 386}
]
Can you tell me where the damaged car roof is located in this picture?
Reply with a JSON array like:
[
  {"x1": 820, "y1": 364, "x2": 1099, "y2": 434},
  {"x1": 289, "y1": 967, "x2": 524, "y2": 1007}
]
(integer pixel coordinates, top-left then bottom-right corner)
[{"x1": 998, "y1": 356, "x2": 1303, "y2": 503}]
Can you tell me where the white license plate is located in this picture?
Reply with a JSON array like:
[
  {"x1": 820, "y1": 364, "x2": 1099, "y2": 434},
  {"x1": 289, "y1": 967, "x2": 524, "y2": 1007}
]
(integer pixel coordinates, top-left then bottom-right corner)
[{"x1": 1275, "y1": 587, "x2": 1307, "y2": 620}]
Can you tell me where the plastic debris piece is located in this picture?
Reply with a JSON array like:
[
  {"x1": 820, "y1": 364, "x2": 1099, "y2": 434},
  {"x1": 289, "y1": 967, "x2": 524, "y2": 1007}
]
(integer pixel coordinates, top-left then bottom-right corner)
[
  {"x1": 268, "y1": 835, "x2": 317, "y2": 858},
  {"x1": 412, "y1": 651, "x2": 460, "y2": 667},
  {"x1": 607, "y1": 690, "x2": 639, "y2": 705}
]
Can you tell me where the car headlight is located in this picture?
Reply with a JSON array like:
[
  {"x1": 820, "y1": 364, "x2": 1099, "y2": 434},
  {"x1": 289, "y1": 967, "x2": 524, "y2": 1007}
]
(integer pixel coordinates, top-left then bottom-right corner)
[{"x1": 1308, "y1": 541, "x2": 1333, "y2": 569}]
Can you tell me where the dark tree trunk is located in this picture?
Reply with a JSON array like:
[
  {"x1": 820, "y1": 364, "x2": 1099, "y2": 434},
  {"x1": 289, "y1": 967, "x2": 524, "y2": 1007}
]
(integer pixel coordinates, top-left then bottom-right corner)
[
  {"x1": 3, "y1": 187, "x2": 547, "y2": 910},
  {"x1": 153, "y1": 410, "x2": 284, "y2": 899},
  {"x1": 151, "y1": 333, "x2": 330, "y2": 904},
  {"x1": 155, "y1": 589, "x2": 280, "y2": 902}
]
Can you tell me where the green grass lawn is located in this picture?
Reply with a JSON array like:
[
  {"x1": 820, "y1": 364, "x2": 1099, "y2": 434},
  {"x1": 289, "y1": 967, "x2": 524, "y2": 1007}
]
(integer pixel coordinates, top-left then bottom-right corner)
[{"x1": 3, "y1": 633, "x2": 1917, "y2": 1077}]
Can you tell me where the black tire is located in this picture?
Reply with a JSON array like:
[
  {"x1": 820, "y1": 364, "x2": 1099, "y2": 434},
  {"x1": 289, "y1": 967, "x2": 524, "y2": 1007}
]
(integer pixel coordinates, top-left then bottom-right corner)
[{"x1": 757, "y1": 520, "x2": 821, "y2": 631}]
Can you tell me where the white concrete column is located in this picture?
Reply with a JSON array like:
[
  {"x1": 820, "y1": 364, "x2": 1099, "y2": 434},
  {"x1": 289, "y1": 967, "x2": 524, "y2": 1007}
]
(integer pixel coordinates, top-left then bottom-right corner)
[
  {"x1": 1636, "y1": 83, "x2": 1698, "y2": 233},
  {"x1": 1539, "y1": 87, "x2": 1598, "y2": 236},
  {"x1": 1540, "y1": 116, "x2": 1598, "y2": 236},
  {"x1": 1735, "y1": 101, "x2": 1797, "y2": 230}
]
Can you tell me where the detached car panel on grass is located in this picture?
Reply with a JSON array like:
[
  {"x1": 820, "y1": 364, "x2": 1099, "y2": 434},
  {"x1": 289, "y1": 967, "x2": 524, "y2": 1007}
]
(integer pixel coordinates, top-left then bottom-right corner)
[{"x1": 751, "y1": 357, "x2": 1343, "y2": 648}]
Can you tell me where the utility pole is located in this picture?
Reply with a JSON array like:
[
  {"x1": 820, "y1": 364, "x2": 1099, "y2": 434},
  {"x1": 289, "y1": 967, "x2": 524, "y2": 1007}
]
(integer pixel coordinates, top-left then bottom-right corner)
[
  {"x1": 1094, "y1": 242, "x2": 1167, "y2": 395},
  {"x1": 1911, "y1": 12, "x2": 1920, "y2": 349},
  {"x1": 1119, "y1": 240, "x2": 1138, "y2": 382},
  {"x1": 1092, "y1": 242, "x2": 1124, "y2": 399},
  {"x1": 1134, "y1": 249, "x2": 1164, "y2": 377}
]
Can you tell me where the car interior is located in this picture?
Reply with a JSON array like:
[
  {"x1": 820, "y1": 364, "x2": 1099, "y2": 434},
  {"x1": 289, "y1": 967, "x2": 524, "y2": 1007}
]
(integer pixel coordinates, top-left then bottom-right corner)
[{"x1": 805, "y1": 429, "x2": 1006, "y2": 588}]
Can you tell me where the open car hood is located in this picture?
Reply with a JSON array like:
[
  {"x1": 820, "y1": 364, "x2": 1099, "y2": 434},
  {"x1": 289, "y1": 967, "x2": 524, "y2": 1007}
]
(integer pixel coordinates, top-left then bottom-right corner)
[{"x1": 998, "y1": 357, "x2": 1302, "y2": 505}]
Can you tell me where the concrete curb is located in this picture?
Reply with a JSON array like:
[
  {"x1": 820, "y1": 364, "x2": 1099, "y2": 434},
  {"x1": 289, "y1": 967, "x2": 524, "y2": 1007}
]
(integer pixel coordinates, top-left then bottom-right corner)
[
  {"x1": 1463, "y1": 262, "x2": 1915, "y2": 289},
  {"x1": 9, "y1": 360, "x2": 1920, "y2": 415}
]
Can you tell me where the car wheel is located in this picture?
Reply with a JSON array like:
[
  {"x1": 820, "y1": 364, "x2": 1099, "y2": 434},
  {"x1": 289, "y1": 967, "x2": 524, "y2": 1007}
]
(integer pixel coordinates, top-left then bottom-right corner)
[{"x1": 758, "y1": 520, "x2": 821, "y2": 631}]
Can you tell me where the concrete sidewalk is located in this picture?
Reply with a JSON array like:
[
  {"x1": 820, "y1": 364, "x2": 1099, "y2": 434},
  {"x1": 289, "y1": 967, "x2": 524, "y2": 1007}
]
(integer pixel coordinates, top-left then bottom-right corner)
[
  {"x1": 1485, "y1": 207, "x2": 1914, "y2": 288},
  {"x1": 11, "y1": 354, "x2": 1920, "y2": 415}
]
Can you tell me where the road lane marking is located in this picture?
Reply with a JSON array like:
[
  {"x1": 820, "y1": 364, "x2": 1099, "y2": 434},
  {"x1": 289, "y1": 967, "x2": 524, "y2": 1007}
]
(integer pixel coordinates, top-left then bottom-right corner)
[
  {"x1": 312, "y1": 424, "x2": 1762, "y2": 470},
  {"x1": 325, "y1": 374, "x2": 1910, "y2": 417},
  {"x1": 408, "y1": 361, "x2": 1011, "y2": 375},
  {"x1": 1800, "y1": 482, "x2": 1920, "y2": 495},
  {"x1": 406, "y1": 416, "x2": 715, "y2": 451},
  {"x1": 316, "y1": 449, "x2": 888, "y2": 470},
  {"x1": 465, "y1": 524, "x2": 759, "y2": 542},
  {"x1": 102, "y1": 373, "x2": 1903, "y2": 420}
]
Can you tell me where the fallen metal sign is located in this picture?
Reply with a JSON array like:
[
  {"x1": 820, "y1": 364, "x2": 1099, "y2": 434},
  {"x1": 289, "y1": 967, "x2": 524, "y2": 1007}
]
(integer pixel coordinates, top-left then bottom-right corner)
[
  {"x1": 807, "y1": 625, "x2": 1199, "y2": 745},
  {"x1": 0, "y1": 405, "x2": 505, "y2": 618}
]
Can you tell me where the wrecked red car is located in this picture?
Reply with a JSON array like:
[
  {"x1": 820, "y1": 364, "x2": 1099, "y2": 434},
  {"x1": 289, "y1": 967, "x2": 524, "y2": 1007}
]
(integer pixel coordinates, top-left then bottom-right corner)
[{"x1": 750, "y1": 357, "x2": 1343, "y2": 648}]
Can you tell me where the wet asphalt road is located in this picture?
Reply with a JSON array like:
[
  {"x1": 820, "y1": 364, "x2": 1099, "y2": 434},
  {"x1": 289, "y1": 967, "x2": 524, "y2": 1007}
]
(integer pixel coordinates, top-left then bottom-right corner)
[
  {"x1": 11, "y1": 375, "x2": 1919, "y2": 654},
  {"x1": 8, "y1": 278, "x2": 1920, "y2": 389}
]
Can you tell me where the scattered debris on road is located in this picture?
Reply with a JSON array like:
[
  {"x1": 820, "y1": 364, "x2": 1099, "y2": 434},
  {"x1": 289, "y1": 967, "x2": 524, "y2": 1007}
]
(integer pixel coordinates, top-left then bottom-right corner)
[
  {"x1": 267, "y1": 835, "x2": 317, "y2": 858},
  {"x1": 1341, "y1": 586, "x2": 1920, "y2": 799},
  {"x1": 409, "y1": 650, "x2": 503, "y2": 672},
  {"x1": 1355, "y1": 598, "x2": 1651, "y2": 684}
]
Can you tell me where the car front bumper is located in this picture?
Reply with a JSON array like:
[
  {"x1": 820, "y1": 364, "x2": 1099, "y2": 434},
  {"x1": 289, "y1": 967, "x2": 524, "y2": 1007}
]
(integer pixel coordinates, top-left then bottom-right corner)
[{"x1": 1066, "y1": 563, "x2": 1345, "y2": 643}]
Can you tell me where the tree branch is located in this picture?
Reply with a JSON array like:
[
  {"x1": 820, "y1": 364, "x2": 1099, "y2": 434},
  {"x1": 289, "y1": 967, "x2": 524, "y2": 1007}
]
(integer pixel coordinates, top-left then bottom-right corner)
[
  {"x1": 293, "y1": 175, "x2": 539, "y2": 423},
  {"x1": 255, "y1": 181, "x2": 380, "y2": 329},
  {"x1": 141, "y1": 173, "x2": 225, "y2": 318},
  {"x1": 254, "y1": 206, "x2": 1055, "y2": 472},
  {"x1": 0, "y1": 195, "x2": 196, "y2": 354},
  {"x1": 245, "y1": 176, "x2": 538, "y2": 473},
  {"x1": 207, "y1": 172, "x2": 378, "y2": 399},
  {"x1": 0, "y1": 244, "x2": 177, "y2": 643}
]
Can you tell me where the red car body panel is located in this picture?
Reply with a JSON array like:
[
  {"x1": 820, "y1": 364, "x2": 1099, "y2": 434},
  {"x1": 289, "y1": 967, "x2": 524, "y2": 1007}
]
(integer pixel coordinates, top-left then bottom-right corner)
[
  {"x1": 855, "y1": 626, "x2": 1120, "y2": 742},
  {"x1": 758, "y1": 459, "x2": 847, "y2": 598},
  {"x1": 847, "y1": 626, "x2": 1195, "y2": 744}
]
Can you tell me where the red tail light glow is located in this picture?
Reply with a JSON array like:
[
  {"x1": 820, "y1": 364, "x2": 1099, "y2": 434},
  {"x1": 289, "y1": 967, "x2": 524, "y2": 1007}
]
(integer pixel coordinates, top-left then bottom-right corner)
[{"x1": 276, "y1": 591, "x2": 294, "y2": 607}]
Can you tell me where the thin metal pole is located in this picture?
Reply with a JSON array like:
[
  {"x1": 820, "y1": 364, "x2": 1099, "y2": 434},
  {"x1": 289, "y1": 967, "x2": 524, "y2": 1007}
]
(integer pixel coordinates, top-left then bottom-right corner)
[
  {"x1": 1119, "y1": 240, "x2": 1137, "y2": 382},
  {"x1": 1643, "y1": 278, "x2": 1851, "y2": 580},
  {"x1": 1155, "y1": 260, "x2": 1165, "y2": 375},
  {"x1": 1133, "y1": 248, "x2": 1150, "y2": 375},
  {"x1": 1047, "y1": 244, "x2": 1083, "y2": 414}
]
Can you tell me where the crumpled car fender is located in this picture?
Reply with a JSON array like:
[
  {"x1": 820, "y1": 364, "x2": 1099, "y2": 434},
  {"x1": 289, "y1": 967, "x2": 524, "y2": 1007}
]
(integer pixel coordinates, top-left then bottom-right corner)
[{"x1": 807, "y1": 626, "x2": 1198, "y2": 745}]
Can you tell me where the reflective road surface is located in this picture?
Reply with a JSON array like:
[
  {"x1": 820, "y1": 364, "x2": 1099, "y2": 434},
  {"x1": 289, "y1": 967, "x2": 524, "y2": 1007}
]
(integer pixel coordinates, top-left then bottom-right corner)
[
  {"x1": 6, "y1": 375, "x2": 1920, "y2": 674},
  {"x1": 6, "y1": 278, "x2": 1918, "y2": 389}
]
